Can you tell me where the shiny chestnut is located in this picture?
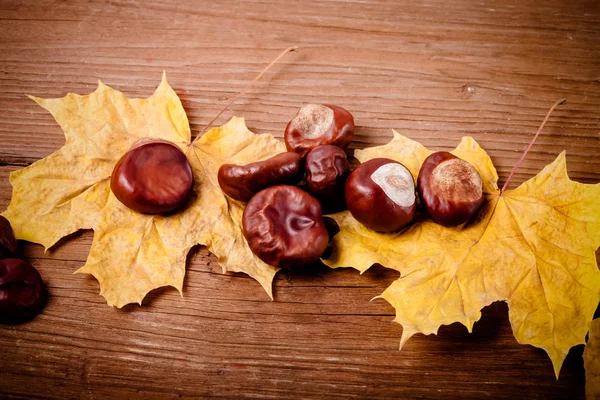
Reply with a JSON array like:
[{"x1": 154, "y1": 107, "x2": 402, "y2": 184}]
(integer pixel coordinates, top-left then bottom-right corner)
[
  {"x1": 305, "y1": 145, "x2": 350, "y2": 209},
  {"x1": 345, "y1": 158, "x2": 416, "y2": 232},
  {"x1": 242, "y1": 185, "x2": 329, "y2": 268},
  {"x1": 0, "y1": 216, "x2": 17, "y2": 259},
  {"x1": 111, "y1": 138, "x2": 193, "y2": 214},
  {"x1": 218, "y1": 152, "x2": 304, "y2": 202},
  {"x1": 284, "y1": 104, "x2": 354, "y2": 157},
  {"x1": 0, "y1": 258, "x2": 46, "y2": 323},
  {"x1": 418, "y1": 151, "x2": 484, "y2": 226}
]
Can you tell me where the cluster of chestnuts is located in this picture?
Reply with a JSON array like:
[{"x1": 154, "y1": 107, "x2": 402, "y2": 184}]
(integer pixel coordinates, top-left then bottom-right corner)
[
  {"x1": 218, "y1": 103, "x2": 484, "y2": 268},
  {"x1": 220, "y1": 104, "x2": 355, "y2": 268},
  {"x1": 109, "y1": 103, "x2": 484, "y2": 270},
  {"x1": 0, "y1": 216, "x2": 46, "y2": 323}
]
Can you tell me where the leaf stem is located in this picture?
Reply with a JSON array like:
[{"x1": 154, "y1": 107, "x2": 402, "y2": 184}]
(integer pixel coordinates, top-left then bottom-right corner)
[
  {"x1": 500, "y1": 99, "x2": 566, "y2": 194},
  {"x1": 193, "y1": 46, "x2": 298, "y2": 142}
]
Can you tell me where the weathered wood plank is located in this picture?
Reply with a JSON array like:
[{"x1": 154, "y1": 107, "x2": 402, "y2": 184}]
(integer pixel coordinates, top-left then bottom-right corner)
[{"x1": 0, "y1": 0, "x2": 597, "y2": 398}]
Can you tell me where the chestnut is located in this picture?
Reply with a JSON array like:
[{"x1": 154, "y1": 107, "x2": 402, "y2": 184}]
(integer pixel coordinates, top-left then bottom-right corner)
[
  {"x1": 305, "y1": 145, "x2": 350, "y2": 210},
  {"x1": 111, "y1": 138, "x2": 193, "y2": 214},
  {"x1": 242, "y1": 185, "x2": 329, "y2": 268},
  {"x1": 0, "y1": 258, "x2": 46, "y2": 323},
  {"x1": 284, "y1": 104, "x2": 354, "y2": 157},
  {"x1": 417, "y1": 151, "x2": 484, "y2": 226},
  {"x1": 0, "y1": 216, "x2": 17, "y2": 258},
  {"x1": 218, "y1": 152, "x2": 304, "y2": 202},
  {"x1": 345, "y1": 158, "x2": 416, "y2": 232}
]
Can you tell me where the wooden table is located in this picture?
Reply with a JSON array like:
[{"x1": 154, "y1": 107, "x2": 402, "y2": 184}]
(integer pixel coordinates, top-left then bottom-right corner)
[{"x1": 0, "y1": 0, "x2": 598, "y2": 398}]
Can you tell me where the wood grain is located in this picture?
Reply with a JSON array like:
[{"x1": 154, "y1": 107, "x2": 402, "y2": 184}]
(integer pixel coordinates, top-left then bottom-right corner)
[{"x1": 0, "y1": 0, "x2": 598, "y2": 398}]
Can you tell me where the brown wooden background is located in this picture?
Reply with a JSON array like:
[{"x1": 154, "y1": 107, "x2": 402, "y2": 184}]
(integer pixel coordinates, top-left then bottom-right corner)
[{"x1": 0, "y1": 0, "x2": 599, "y2": 398}]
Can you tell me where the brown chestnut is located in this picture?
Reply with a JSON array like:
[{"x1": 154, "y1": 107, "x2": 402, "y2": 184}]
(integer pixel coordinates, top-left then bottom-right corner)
[
  {"x1": 345, "y1": 158, "x2": 416, "y2": 232},
  {"x1": 0, "y1": 216, "x2": 17, "y2": 258},
  {"x1": 111, "y1": 138, "x2": 193, "y2": 214},
  {"x1": 305, "y1": 145, "x2": 350, "y2": 209},
  {"x1": 417, "y1": 151, "x2": 484, "y2": 226},
  {"x1": 0, "y1": 258, "x2": 46, "y2": 323},
  {"x1": 218, "y1": 152, "x2": 304, "y2": 202},
  {"x1": 242, "y1": 185, "x2": 329, "y2": 268},
  {"x1": 284, "y1": 104, "x2": 354, "y2": 157}
]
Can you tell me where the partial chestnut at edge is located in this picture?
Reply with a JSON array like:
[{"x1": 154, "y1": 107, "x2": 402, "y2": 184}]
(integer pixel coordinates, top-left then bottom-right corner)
[
  {"x1": 242, "y1": 185, "x2": 329, "y2": 268},
  {"x1": 345, "y1": 158, "x2": 416, "y2": 232},
  {"x1": 111, "y1": 139, "x2": 193, "y2": 214},
  {"x1": 0, "y1": 216, "x2": 17, "y2": 259},
  {"x1": 284, "y1": 104, "x2": 354, "y2": 158},
  {"x1": 417, "y1": 151, "x2": 484, "y2": 226},
  {"x1": 0, "y1": 258, "x2": 46, "y2": 323},
  {"x1": 218, "y1": 152, "x2": 304, "y2": 202}
]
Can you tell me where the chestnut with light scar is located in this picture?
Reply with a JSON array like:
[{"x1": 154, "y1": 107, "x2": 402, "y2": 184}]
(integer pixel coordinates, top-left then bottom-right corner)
[
  {"x1": 345, "y1": 158, "x2": 417, "y2": 232},
  {"x1": 417, "y1": 151, "x2": 484, "y2": 226},
  {"x1": 285, "y1": 104, "x2": 354, "y2": 158},
  {"x1": 292, "y1": 104, "x2": 333, "y2": 139}
]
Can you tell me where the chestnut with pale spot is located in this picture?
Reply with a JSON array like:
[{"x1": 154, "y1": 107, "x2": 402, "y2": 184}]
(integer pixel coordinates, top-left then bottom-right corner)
[
  {"x1": 417, "y1": 151, "x2": 484, "y2": 226},
  {"x1": 284, "y1": 104, "x2": 354, "y2": 158},
  {"x1": 345, "y1": 158, "x2": 417, "y2": 232}
]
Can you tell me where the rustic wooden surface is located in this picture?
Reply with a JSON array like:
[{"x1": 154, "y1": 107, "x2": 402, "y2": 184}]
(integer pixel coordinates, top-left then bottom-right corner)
[{"x1": 0, "y1": 0, "x2": 598, "y2": 398}]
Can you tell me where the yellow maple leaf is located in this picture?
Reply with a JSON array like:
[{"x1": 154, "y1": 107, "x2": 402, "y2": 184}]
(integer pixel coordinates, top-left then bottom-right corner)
[
  {"x1": 324, "y1": 131, "x2": 600, "y2": 377},
  {"x1": 585, "y1": 318, "x2": 600, "y2": 399},
  {"x1": 2, "y1": 75, "x2": 282, "y2": 307}
]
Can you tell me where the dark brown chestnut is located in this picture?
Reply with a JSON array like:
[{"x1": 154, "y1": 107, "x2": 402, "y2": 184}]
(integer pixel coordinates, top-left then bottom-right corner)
[
  {"x1": 242, "y1": 185, "x2": 329, "y2": 268},
  {"x1": 417, "y1": 151, "x2": 484, "y2": 226},
  {"x1": 0, "y1": 216, "x2": 17, "y2": 259},
  {"x1": 218, "y1": 152, "x2": 304, "y2": 202},
  {"x1": 305, "y1": 145, "x2": 350, "y2": 210},
  {"x1": 284, "y1": 104, "x2": 354, "y2": 157},
  {"x1": 0, "y1": 258, "x2": 46, "y2": 323},
  {"x1": 345, "y1": 158, "x2": 416, "y2": 232},
  {"x1": 111, "y1": 138, "x2": 193, "y2": 214}
]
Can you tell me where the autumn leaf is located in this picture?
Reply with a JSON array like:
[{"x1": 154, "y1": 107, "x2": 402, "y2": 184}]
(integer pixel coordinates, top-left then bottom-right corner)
[
  {"x1": 323, "y1": 130, "x2": 600, "y2": 377},
  {"x1": 585, "y1": 318, "x2": 600, "y2": 399},
  {"x1": 2, "y1": 75, "x2": 283, "y2": 307}
]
